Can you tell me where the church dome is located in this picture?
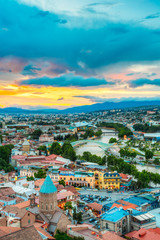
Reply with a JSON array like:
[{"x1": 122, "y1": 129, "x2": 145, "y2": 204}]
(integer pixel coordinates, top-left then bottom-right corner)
[{"x1": 40, "y1": 175, "x2": 57, "y2": 194}]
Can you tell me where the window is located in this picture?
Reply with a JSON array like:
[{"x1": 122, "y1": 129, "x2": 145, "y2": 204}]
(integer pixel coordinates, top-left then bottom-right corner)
[
  {"x1": 46, "y1": 204, "x2": 48, "y2": 210},
  {"x1": 28, "y1": 213, "x2": 30, "y2": 216},
  {"x1": 106, "y1": 223, "x2": 108, "y2": 229},
  {"x1": 51, "y1": 204, "x2": 52, "y2": 210},
  {"x1": 28, "y1": 219, "x2": 30, "y2": 224}
]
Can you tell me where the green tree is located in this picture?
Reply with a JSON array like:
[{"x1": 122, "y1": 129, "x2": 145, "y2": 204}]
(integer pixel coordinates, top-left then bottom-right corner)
[
  {"x1": 64, "y1": 201, "x2": 73, "y2": 211},
  {"x1": 55, "y1": 230, "x2": 84, "y2": 240},
  {"x1": 34, "y1": 169, "x2": 46, "y2": 178},
  {"x1": 27, "y1": 176, "x2": 34, "y2": 181},
  {"x1": 109, "y1": 138, "x2": 117, "y2": 143},
  {"x1": 32, "y1": 129, "x2": 43, "y2": 140},
  {"x1": 50, "y1": 142, "x2": 62, "y2": 155},
  {"x1": 38, "y1": 145, "x2": 48, "y2": 156},
  {"x1": 59, "y1": 179, "x2": 65, "y2": 186},
  {"x1": 145, "y1": 150, "x2": 153, "y2": 161}
]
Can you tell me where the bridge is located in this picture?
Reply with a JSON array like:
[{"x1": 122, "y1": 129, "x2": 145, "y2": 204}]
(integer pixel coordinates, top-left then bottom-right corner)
[{"x1": 102, "y1": 131, "x2": 118, "y2": 136}]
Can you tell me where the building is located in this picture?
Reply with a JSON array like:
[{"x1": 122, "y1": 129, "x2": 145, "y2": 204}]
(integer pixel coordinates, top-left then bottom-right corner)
[
  {"x1": 29, "y1": 175, "x2": 71, "y2": 235},
  {"x1": 100, "y1": 207, "x2": 156, "y2": 235},
  {"x1": 0, "y1": 225, "x2": 43, "y2": 240},
  {"x1": 0, "y1": 205, "x2": 35, "y2": 228},
  {"x1": 94, "y1": 171, "x2": 121, "y2": 190},
  {"x1": 100, "y1": 207, "x2": 130, "y2": 234},
  {"x1": 59, "y1": 171, "x2": 95, "y2": 188},
  {"x1": 22, "y1": 140, "x2": 30, "y2": 153}
]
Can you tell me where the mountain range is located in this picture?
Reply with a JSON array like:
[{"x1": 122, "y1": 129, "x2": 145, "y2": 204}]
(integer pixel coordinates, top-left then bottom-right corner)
[{"x1": 0, "y1": 100, "x2": 160, "y2": 114}]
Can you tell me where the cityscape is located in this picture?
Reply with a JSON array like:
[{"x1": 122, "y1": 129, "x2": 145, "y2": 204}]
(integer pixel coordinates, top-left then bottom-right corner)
[{"x1": 0, "y1": 0, "x2": 160, "y2": 240}]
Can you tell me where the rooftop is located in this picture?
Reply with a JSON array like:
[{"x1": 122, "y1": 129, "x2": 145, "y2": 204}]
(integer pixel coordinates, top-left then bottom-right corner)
[{"x1": 39, "y1": 175, "x2": 57, "y2": 194}]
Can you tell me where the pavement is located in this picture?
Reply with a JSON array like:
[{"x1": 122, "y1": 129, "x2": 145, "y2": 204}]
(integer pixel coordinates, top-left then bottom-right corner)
[{"x1": 79, "y1": 189, "x2": 133, "y2": 206}]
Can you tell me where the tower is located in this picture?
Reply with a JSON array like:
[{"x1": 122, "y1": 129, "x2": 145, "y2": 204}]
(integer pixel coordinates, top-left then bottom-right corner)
[
  {"x1": 22, "y1": 139, "x2": 30, "y2": 152},
  {"x1": 39, "y1": 175, "x2": 57, "y2": 215}
]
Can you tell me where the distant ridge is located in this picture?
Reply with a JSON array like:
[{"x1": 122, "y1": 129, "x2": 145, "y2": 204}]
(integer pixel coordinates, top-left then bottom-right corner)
[{"x1": 0, "y1": 100, "x2": 160, "y2": 114}]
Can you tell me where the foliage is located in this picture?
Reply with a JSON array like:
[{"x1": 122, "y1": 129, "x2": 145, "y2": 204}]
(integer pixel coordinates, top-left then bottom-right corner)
[
  {"x1": 73, "y1": 208, "x2": 82, "y2": 223},
  {"x1": 0, "y1": 145, "x2": 14, "y2": 172},
  {"x1": 109, "y1": 138, "x2": 117, "y2": 143},
  {"x1": 34, "y1": 169, "x2": 46, "y2": 178},
  {"x1": 50, "y1": 142, "x2": 62, "y2": 155},
  {"x1": 32, "y1": 129, "x2": 43, "y2": 140},
  {"x1": 59, "y1": 179, "x2": 65, "y2": 186},
  {"x1": 50, "y1": 141, "x2": 77, "y2": 161},
  {"x1": 119, "y1": 148, "x2": 137, "y2": 159},
  {"x1": 145, "y1": 150, "x2": 153, "y2": 160},
  {"x1": 0, "y1": 158, "x2": 14, "y2": 172},
  {"x1": 55, "y1": 230, "x2": 84, "y2": 240},
  {"x1": 38, "y1": 145, "x2": 48, "y2": 156},
  {"x1": 27, "y1": 176, "x2": 34, "y2": 181},
  {"x1": 153, "y1": 158, "x2": 160, "y2": 165},
  {"x1": 82, "y1": 129, "x2": 102, "y2": 139},
  {"x1": 64, "y1": 201, "x2": 73, "y2": 210},
  {"x1": 81, "y1": 151, "x2": 106, "y2": 165},
  {"x1": 98, "y1": 122, "x2": 133, "y2": 138},
  {"x1": 133, "y1": 123, "x2": 160, "y2": 133}
]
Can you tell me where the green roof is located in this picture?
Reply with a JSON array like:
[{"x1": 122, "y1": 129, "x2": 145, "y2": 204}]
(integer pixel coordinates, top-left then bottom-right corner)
[{"x1": 40, "y1": 175, "x2": 57, "y2": 194}]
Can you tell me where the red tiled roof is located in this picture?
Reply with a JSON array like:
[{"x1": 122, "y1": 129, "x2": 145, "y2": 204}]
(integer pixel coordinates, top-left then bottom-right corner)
[
  {"x1": 98, "y1": 231, "x2": 125, "y2": 240},
  {"x1": 125, "y1": 228, "x2": 160, "y2": 240},
  {"x1": 13, "y1": 200, "x2": 30, "y2": 209},
  {"x1": 87, "y1": 202, "x2": 102, "y2": 211},
  {"x1": 0, "y1": 226, "x2": 21, "y2": 237},
  {"x1": 57, "y1": 191, "x2": 74, "y2": 201}
]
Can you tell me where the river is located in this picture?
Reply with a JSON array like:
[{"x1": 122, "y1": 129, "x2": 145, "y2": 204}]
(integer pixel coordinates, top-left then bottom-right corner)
[
  {"x1": 76, "y1": 129, "x2": 118, "y2": 157},
  {"x1": 75, "y1": 129, "x2": 160, "y2": 175}
]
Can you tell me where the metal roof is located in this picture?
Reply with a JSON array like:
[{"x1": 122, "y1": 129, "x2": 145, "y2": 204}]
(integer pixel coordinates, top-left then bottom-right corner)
[{"x1": 39, "y1": 175, "x2": 57, "y2": 194}]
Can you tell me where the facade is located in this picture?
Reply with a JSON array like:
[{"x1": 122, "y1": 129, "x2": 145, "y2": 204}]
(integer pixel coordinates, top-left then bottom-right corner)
[
  {"x1": 39, "y1": 175, "x2": 57, "y2": 215},
  {"x1": 59, "y1": 171, "x2": 95, "y2": 188},
  {"x1": 94, "y1": 171, "x2": 121, "y2": 189},
  {"x1": 100, "y1": 207, "x2": 156, "y2": 235}
]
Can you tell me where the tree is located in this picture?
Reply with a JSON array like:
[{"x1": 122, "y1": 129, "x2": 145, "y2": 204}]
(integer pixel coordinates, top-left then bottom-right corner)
[
  {"x1": 59, "y1": 179, "x2": 65, "y2": 187},
  {"x1": 55, "y1": 230, "x2": 84, "y2": 240},
  {"x1": 73, "y1": 208, "x2": 82, "y2": 224},
  {"x1": 27, "y1": 176, "x2": 34, "y2": 181},
  {"x1": 153, "y1": 158, "x2": 160, "y2": 165},
  {"x1": 62, "y1": 142, "x2": 77, "y2": 161},
  {"x1": 38, "y1": 145, "x2": 48, "y2": 156},
  {"x1": 34, "y1": 169, "x2": 46, "y2": 178},
  {"x1": 32, "y1": 129, "x2": 43, "y2": 140},
  {"x1": 109, "y1": 138, "x2": 117, "y2": 143},
  {"x1": 64, "y1": 201, "x2": 73, "y2": 211},
  {"x1": 50, "y1": 142, "x2": 62, "y2": 155},
  {"x1": 145, "y1": 150, "x2": 153, "y2": 161}
]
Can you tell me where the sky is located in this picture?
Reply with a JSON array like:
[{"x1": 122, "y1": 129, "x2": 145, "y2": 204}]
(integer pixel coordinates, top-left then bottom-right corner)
[{"x1": 0, "y1": 0, "x2": 160, "y2": 109}]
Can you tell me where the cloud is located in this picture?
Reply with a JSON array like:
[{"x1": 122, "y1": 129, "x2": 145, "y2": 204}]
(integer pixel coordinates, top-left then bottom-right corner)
[
  {"x1": 129, "y1": 78, "x2": 160, "y2": 88},
  {"x1": 0, "y1": 0, "x2": 160, "y2": 77},
  {"x1": 145, "y1": 12, "x2": 160, "y2": 20},
  {"x1": 21, "y1": 64, "x2": 41, "y2": 76},
  {"x1": 19, "y1": 73, "x2": 114, "y2": 87},
  {"x1": 74, "y1": 95, "x2": 109, "y2": 103}
]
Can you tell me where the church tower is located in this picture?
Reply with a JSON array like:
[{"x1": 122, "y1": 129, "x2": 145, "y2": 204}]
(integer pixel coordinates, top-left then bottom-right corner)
[
  {"x1": 39, "y1": 175, "x2": 57, "y2": 215},
  {"x1": 22, "y1": 139, "x2": 30, "y2": 152}
]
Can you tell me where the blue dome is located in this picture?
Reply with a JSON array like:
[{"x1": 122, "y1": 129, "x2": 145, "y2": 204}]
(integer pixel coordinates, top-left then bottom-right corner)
[{"x1": 40, "y1": 175, "x2": 57, "y2": 194}]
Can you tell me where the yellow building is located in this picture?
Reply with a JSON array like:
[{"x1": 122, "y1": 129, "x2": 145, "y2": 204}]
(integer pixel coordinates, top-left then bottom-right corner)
[
  {"x1": 94, "y1": 171, "x2": 121, "y2": 190},
  {"x1": 59, "y1": 171, "x2": 95, "y2": 188}
]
